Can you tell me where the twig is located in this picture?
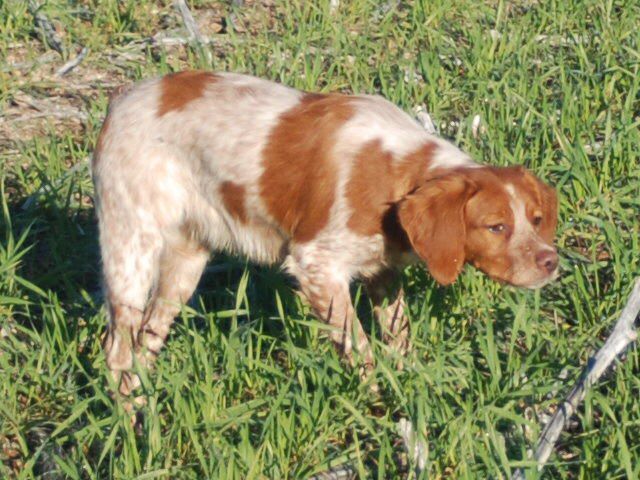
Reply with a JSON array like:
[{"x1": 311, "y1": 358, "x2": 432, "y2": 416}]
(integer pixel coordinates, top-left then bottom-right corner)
[
  {"x1": 149, "y1": 34, "x2": 215, "y2": 47},
  {"x1": 413, "y1": 105, "x2": 437, "y2": 134},
  {"x1": 173, "y1": 0, "x2": 212, "y2": 61},
  {"x1": 307, "y1": 464, "x2": 356, "y2": 480},
  {"x1": 8, "y1": 110, "x2": 88, "y2": 123},
  {"x1": 1, "y1": 51, "x2": 58, "y2": 73},
  {"x1": 125, "y1": 34, "x2": 242, "y2": 49},
  {"x1": 174, "y1": 0, "x2": 204, "y2": 44},
  {"x1": 8, "y1": 92, "x2": 88, "y2": 123},
  {"x1": 471, "y1": 114, "x2": 482, "y2": 139},
  {"x1": 397, "y1": 418, "x2": 428, "y2": 471},
  {"x1": 513, "y1": 278, "x2": 640, "y2": 479},
  {"x1": 56, "y1": 47, "x2": 88, "y2": 77},
  {"x1": 28, "y1": 1, "x2": 64, "y2": 55},
  {"x1": 306, "y1": 418, "x2": 427, "y2": 479}
]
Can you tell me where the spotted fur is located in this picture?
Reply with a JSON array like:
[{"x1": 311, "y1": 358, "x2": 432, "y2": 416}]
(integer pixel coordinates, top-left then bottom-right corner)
[{"x1": 92, "y1": 71, "x2": 558, "y2": 395}]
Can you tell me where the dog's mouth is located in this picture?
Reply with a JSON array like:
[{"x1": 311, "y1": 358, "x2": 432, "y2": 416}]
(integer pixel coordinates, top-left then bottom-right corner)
[
  {"x1": 479, "y1": 264, "x2": 560, "y2": 289},
  {"x1": 507, "y1": 267, "x2": 560, "y2": 289},
  {"x1": 523, "y1": 270, "x2": 559, "y2": 289}
]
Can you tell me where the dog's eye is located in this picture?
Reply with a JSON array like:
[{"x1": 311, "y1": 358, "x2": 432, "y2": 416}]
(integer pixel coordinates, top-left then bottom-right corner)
[
  {"x1": 488, "y1": 224, "x2": 505, "y2": 234},
  {"x1": 532, "y1": 215, "x2": 543, "y2": 227}
]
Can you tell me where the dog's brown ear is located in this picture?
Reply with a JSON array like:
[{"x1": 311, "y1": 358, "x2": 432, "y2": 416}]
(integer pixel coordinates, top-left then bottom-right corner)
[{"x1": 398, "y1": 173, "x2": 476, "y2": 285}]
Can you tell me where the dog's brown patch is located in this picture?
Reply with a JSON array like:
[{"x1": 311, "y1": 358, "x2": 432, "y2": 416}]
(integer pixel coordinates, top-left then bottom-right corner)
[
  {"x1": 346, "y1": 140, "x2": 394, "y2": 236},
  {"x1": 345, "y1": 141, "x2": 437, "y2": 238},
  {"x1": 394, "y1": 142, "x2": 438, "y2": 196},
  {"x1": 157, "y1": 71, "x2": 218, "y2": 117},
  {"x1": 260, "y1": 93, "x2": 355, "y2": 242},
  {"x1": 220, "y1": 181, "x2": 247, "y2": 224}
]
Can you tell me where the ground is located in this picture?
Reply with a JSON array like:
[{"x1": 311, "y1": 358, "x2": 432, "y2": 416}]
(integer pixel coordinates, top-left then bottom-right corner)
[{"x1": 1, "y1": 0, "x2": 639, "y2": 478}]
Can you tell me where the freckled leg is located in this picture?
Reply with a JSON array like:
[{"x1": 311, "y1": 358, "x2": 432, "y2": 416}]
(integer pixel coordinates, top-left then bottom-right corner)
[
  {"x1": 291, "y1": 266, "x2": 374, "y2": 375},
  {"x1": 101, "y1": 229, "x2": 163, "y2": 397},
  {"x1": 103, "y1": 304, "x2": 147, "y2": 396},
  {"x1": 365, "y1": 269, "x2": 410, "y2": 359},
  {"x1": 101, "y1": 220, "x2": 209, "y2": 399},
  {"x1": 136, "y1": 240, "x2": 209, "y2": 368}
]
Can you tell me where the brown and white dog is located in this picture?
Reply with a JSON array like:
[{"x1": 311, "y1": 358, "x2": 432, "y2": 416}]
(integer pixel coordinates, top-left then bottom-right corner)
[{"x1": 93, "y1": 71, "x2": 558, "y2": 395}]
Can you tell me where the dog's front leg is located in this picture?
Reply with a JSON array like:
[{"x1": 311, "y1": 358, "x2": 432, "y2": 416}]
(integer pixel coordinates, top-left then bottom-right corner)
[
  {"x1": 365, "y1": 269, "x2": 410, "y2": 360},
  {"x1": 290, "y1": 263, "x2": 374, "y2": 376}
]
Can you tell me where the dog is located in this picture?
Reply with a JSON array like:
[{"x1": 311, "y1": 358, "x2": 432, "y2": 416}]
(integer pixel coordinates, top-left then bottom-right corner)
[{"x1": 92, "y1": 71, "x2": 558, "y2": 396}]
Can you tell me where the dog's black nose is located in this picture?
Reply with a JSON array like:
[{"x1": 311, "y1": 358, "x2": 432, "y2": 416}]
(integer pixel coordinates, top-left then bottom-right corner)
[{"x1": 536, "y1": 250, "x2": 558, "y2": 274}]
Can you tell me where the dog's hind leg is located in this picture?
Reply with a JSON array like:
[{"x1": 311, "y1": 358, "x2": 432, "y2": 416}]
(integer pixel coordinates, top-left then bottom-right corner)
[
  {"x1": 136, "y1": 235, "x2": 210, "y2": 367},
  {"x1": 99, "y1": 208, "x2": 163, "y2": 397}
]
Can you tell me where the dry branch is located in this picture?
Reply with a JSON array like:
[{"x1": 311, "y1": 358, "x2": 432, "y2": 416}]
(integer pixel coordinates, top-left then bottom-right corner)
[
  {"x1": 148, "y1": 34, "x2": 216, "y2": 47},
  {"x1": 9, "y1": 92, "x2": 88, "y2": 123},
  {"x1": 397, "y1": 418, "x2": 428, "y2": 471},
  {"x1": 173, "y1": 0, "x2": 212, "y2": 62},
  {"x1": 308, "y1": 465, "x2": 356, "y2": 480},
  {"x1": 2, "y1": 51, "x2": 58, "y2": 73},
  {"x1": 28, "y1": 1, "x2": 64, "y2": 55},
  {"x1": 413, "y1": 106, "x2": 437, "y2": 134},
  {"x1": 513, "y1": 278, "x2": 640, "y2": 479},
  {"x1": 174, "y1": 0, "x2": 205, "y2": 45},
  {"x1": 56, "y1": 47, "x2": 88, "y2": 77}
]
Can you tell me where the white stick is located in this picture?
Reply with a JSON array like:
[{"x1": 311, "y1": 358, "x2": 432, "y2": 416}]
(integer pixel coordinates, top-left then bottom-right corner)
[
  {"x1": 397, "y1": 418, "x2": 428, "y2": 471},
  {"x1": 307, "y1": 418, "x2": 428, "y2": 479},
  {"x1": 56, "y1": 46, "x2": 88, "y2": 77},
  {"x1": 150, "y1": 35, "x2": 214, "y2": 47},
  {"x1": 308, "y1": 465, "x2": 355, "y2": 480},
  {"x1": 174, "y1": 0, "x2": 204, "y2": 44},
  {"x1": 514, "y1": 278, "x2": 640, "y2": 479},
  {"x1": 413, "y1": 106, "x2": 437, "y2": 134},
  {"x1": 173, "y1": 0, "x2": 211, "y2": 61}
]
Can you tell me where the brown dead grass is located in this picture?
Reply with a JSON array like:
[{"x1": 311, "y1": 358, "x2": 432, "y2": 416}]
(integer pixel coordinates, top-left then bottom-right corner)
[{"x1": 0, "y1": 0, "x2": 277, "y2": 155}]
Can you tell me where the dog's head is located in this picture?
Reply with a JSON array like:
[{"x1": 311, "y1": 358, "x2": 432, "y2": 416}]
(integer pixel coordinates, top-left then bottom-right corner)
[{"x1": 398, "y1": 166, "x2": 558, "y2": 288}]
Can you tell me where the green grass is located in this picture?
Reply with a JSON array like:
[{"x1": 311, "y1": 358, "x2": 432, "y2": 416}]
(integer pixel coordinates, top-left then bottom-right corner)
[{"x1": 1, "y1": 0, "x2": 639, "y2": 478}]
